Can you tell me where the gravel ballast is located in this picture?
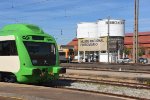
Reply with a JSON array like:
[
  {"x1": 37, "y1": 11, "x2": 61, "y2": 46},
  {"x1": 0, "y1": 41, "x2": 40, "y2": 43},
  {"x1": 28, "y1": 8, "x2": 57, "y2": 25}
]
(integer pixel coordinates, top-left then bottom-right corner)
[{"x1": 64, "y1": 81, "x2": 150, "y2": 99}]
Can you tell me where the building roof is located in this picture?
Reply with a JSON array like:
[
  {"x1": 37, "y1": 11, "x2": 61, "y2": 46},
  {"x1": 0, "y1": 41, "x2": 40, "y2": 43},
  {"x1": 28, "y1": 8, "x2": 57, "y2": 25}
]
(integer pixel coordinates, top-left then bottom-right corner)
[
  {"x1": 125, "y1": 32, "x2": 150, "y2": 36},
  {"x1": 124, "y1": 32, "x2": 150, "y2": 46},
  {"x1": 67, "y1": 38, "x2": 78, "y2": 46}
]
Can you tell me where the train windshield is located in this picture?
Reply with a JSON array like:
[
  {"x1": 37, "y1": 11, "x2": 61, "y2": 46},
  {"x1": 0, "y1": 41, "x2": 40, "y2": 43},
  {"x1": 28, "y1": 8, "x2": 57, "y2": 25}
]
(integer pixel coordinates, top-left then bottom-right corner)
[{"x1": 24, "y1": 41, "x2": 56, "y2": 66}]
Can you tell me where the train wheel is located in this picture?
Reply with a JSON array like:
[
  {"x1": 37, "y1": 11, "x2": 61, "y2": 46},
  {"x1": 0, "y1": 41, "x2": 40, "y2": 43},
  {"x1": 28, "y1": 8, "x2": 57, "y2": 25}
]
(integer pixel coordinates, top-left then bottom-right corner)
[
  {"x1": 4, "y1": 75, "x2": 16, "y2": 83},
  {"x1": 0, "y1": 73, "x2": 2, "y2": 82}
]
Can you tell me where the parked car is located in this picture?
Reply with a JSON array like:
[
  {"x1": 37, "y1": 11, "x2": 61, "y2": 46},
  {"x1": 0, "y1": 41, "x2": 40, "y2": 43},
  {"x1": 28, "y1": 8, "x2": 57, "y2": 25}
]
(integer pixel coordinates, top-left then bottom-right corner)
[
  {"x1": 117, "y1": 58, "x2": 131, "y2": 63},
  {"x1": 138, "y1": 58, "x2": 148, "y2": 64}
]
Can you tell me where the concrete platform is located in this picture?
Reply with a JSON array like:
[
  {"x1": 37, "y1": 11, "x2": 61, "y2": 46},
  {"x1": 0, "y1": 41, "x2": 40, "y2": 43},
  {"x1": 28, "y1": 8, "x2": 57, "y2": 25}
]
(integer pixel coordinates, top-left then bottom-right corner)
[
  {"x1": 0, "y1": 82, "x2": 130, "y2": 100},
  {"x1": 0, "y1": 96, "x2": 20, "y2": 100}
]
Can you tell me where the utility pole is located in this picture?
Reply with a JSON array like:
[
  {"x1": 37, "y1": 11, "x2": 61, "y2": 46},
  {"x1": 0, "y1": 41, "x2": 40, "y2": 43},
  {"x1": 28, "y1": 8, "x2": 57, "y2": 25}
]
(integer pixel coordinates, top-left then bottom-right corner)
[
  {"x1": 61, "y1": 29, "x2": 63, "y2": 35},
  {"x1": 133, "y1": 0, "x2": 139, "y2": 63},
  {"x1": 107, "y1": 16, "x2": 110, "y2": 63}
]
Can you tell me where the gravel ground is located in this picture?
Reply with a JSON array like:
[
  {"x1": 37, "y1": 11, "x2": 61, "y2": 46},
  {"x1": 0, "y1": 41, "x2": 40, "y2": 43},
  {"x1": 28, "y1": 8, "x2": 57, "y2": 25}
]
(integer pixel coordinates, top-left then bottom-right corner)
[{"x1": 64, "y1": 81, "x2": 150, "y2": 99}]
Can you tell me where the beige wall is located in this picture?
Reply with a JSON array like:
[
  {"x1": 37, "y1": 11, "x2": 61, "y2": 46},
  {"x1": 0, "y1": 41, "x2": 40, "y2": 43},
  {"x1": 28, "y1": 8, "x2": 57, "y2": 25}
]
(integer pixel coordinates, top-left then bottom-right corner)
[{"x1": 78, "y1": 37, "x2": 107, "y2": 51}]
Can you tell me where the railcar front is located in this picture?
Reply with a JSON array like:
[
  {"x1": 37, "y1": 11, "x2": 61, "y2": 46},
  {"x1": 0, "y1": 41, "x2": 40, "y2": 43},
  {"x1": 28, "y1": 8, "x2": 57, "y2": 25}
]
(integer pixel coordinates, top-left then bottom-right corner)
[
  {"x1": 0, "y1": 24, "x2": 66, "y2": 83},
  {"x1": 16, "y1": 34, "x2": 64, "y2": 83}
]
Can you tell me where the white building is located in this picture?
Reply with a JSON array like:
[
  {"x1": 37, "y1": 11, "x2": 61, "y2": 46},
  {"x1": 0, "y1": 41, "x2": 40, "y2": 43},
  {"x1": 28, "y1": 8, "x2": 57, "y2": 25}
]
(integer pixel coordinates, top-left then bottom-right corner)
[
  {"x1": 97, "y1": 19, "x2": 125, "y2": 37},
  {"x1": 77, "y1": 19, "x2": 125, "y2": 38},
  {"x1": 77, "y1": 19, "x2": 125, "y2": 63},
  {"x1": 77, "y1": 22, "x2": 97, "y2": 38}
]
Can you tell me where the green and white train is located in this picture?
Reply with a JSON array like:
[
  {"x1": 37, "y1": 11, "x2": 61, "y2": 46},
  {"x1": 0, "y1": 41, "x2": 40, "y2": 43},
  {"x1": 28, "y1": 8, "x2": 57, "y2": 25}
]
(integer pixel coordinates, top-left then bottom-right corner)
[{"x1": 0, "y1": 24, "x2": 66, "y2": 83}]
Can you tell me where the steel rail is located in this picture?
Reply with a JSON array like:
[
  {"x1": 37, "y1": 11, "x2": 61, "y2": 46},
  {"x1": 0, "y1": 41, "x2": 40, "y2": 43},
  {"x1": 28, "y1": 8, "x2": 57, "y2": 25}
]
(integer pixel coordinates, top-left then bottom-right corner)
[
  {"x1": 65, "y1": 67, "x2": 150, "y2": 74},
  {"x1": 60, "y1": 76, "x2": 150, "y2": 89},
  {"x1": 55, "y1": 79, "x2": 149, "y2": 100}
]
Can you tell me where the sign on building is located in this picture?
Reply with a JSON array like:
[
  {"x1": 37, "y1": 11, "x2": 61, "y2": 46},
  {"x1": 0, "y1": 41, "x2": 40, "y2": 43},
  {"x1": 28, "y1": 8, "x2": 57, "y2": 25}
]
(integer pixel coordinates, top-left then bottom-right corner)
[{"x1": 78, "y1": 37, "x2": 107, "y2": 51}]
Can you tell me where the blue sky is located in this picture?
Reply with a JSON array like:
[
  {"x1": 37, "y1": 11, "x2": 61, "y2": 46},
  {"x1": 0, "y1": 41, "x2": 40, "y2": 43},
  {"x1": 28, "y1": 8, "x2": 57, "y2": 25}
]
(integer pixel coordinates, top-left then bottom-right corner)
[{"x1": 0, "y1": 0, "x2": 149, "y2": 45}]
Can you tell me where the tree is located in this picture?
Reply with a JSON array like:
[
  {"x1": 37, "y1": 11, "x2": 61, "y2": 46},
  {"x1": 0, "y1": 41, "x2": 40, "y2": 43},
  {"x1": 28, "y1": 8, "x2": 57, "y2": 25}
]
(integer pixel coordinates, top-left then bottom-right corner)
[
  {"x1": 138, "y1": 47, "x2": 145, "y2": 56},
  {"x1": 123, "y1": 46, "x2": 130, "y2": 55}
]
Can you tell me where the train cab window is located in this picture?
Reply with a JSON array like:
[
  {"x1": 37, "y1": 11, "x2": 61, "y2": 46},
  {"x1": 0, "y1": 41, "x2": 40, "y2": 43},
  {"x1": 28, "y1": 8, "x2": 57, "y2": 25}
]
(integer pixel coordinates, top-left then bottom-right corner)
[
  {"x1": 0, "y1": 40, "x2": 18, "y2": 56},
  {"x1": 24, "y1": 41, "x2": 56, "y2": 66}
]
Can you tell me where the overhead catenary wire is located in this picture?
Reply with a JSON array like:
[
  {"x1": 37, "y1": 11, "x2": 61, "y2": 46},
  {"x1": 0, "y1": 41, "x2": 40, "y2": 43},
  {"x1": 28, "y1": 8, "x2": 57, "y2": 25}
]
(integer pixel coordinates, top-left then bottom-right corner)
[
  {"x1": 0, "y1": 0, "x2": 146, "y2": 45},
  {"x1": 0, "y1": 0, "x2": 133, "y2": 22},
  {"x1": 3, "y1": 0, "x2": 50, "y2": 10}
]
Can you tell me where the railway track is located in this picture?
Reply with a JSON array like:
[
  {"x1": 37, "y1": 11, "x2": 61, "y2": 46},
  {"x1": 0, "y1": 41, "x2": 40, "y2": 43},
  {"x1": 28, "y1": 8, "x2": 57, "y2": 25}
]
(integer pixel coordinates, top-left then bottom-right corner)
[
  {"x1": 60, "y1": 63, "x2": 150, "y2": 72},
  {"x1": 65, "y1": 66, "x2": 150, "y2": 74},
  {"x1": 58, "y1": 86, "x2": 141, "y2": 100},
  {"x1": 64, "y1": 68, "x2": 150, "y2": 85},
  {"x1": 0, "y1": 76, "x2": 149, "y2": 100},
  {"x1": 60, "y1": 76, "x2": 150, "y2": 89},
  {"x1": 52, "y1": 76, "x2": 150, "y2": 100}
]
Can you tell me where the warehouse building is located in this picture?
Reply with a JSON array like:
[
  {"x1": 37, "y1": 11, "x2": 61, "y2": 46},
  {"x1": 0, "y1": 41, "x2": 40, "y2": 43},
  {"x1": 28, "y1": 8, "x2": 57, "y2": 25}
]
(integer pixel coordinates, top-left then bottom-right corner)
[{"x1": 124, "y1": 32, "x2": 150, "y2": 58}]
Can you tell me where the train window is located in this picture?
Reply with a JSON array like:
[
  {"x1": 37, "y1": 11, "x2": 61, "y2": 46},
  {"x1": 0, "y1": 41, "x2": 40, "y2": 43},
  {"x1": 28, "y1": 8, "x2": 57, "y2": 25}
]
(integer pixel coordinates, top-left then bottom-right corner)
[
  {"x1": 0, "y1": 40, "x2": 18, "y2": 56},
  {"x1": 32, "y1": 36, "x2": 44, "y2": 40},
  {"x1": 59, "y1": 52, "x2": 65, "y2": 56},
  {"x1": 24, "y1": 41, "x2": 56, "y2": 66}
]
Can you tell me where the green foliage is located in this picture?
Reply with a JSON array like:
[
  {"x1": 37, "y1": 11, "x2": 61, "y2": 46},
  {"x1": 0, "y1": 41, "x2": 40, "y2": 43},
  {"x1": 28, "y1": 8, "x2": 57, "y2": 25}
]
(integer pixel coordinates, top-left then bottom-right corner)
[
  {"x1": 138, "y1": 51, "x2": 143, "y2": 56},
  {"x1": 123, "y1": 46, "x2": 130, "y2": 55},
  {"x1": 138, "y1": 47, "x2": 145, "y2": 56}
]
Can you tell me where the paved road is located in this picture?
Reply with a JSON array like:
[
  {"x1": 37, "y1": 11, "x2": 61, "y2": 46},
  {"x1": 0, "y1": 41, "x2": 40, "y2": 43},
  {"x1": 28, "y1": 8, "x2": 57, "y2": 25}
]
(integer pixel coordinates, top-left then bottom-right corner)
[{"x1": 0, "y1": 82, "x2": 131, "y2": 100}]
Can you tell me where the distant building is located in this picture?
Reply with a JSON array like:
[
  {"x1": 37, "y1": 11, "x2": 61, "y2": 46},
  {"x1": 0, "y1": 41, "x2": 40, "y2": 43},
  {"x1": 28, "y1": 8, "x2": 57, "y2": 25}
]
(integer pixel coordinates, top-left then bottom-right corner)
[
  {"x1": 67, "y1": 38, "x2": 78, "y2": 55},
  {"x1": 58, "y1": 45, "x2": 74, "y2": 63},
  {"x1": 76, "y1": 19, "x2": 125, "y2": 63},
  {"x1": 124, "y1": 32, "x2": 150, "y2": 58},
  {"x1": 66, "y1": 31, "x2": 150, "y2": 62}
]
